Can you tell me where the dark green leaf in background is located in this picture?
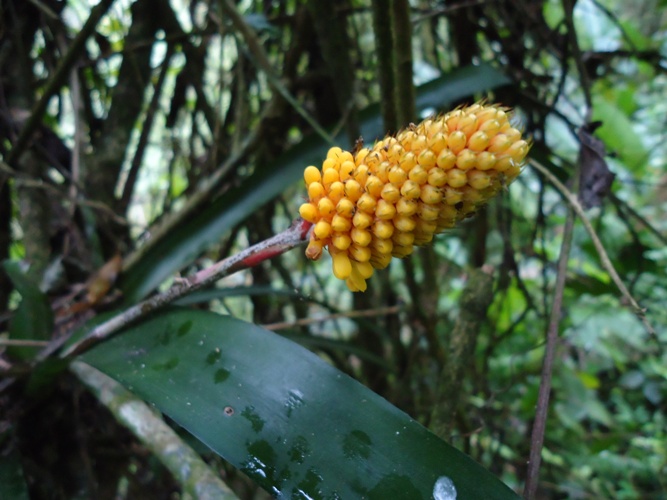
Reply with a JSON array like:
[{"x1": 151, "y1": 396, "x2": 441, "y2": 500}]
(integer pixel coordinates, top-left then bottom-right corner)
[
  {"x1": 0, "y1": 452, "x2": 29, "y2": 500},
  {"x1": 82, "y1": 308, "x2": 519, "y2": 499},
  {"x1": 2, "y1": 260, "x2": 53, "y2": 360}
]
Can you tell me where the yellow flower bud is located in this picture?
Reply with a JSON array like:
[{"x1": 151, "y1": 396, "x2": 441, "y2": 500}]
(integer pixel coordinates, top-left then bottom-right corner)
[
  {"x1": 355, "y1": 261, "x2": 374, "y2": 279},
  {"x1": 393, "y1": 231, "x2": 414, "y2": 246},
  {"x1": 488, "y1": 134, "x2": 511, "y2": 154},
  {"x1": 322, "y1": 158, "x2": 337, "y2": 171},
  {"x1": 408, "y1": 165, "x2": 429, "y2": 184},
  {"x1": 476, "y1": 151, "x2": 496, "y2": 171},
  {"x1": 304, "y1": 166, "x2": 321, "y2": 184},
  {"x1": 455, "y1": 149, "x2": 477, "y2": 170},
  {"x1": 447, "y1": 130, "x2": 467, "y2": 154},
  {"x1": 317, "y1": 197, "x2": 335, "y2": 217},
  {"x1": 357, "y1": 193, "x2": 377, "y2": 213},
  {"x1": 401, "y1": 180, "x2": 422, "y2": 199},
  {"x1": 332, "y1": 233, "x2": 352, "y2": 250},
  {"x1": 314, "y1": 220, "x2": 332, "y2": 239},
  {"x1": 420, "y1": 184, "x2": 443, "y2": 204},
  {"x1": 380, "y1": 183, "x2": 401, "y2": 203},
  {"x1": 353, "y1": 210, "x2": 373, "y2": 229},
  {"x1": 467, "y1": 170, "x2": 491, "y2": 190},
  {"x1": 388, "y1": 166, "x2": 408, "y2": 185},
  {"x1": 349, "y1": 244, "x2": 371, "y2": 263},
  {"x1": 427, "y1": 168, "x2": 448, "y2": 187},
  {"x1": 468, "y1": 130, "x2": 490, "y2": 152},
  {"x1": 372, "y1": 220, "x2": 394, "y2": 239},
  {"x1": 308, "y1": 182, "x2": 325, "y2": 200},
  {"x1": 399, "y1": 151, "x2": 417, "y2": 172},
  {"x1": 354, "y1": 164, "x2": 370, "y2": 185},
  {"x1": 365, "y1": 175, "x2": 383, "y2": 198},
  {"x1": 344, "y1": 179, "x2": 363, "y2": 201},
  {"x1": 418, "y1": 202, "x2": 440, "y2": 221},
  {"x1": 327, "y1": 146, "x2": 343, "y2": 160},
  {"x1": 351, "y1": 228, "x2": 372, "y2": 247},
  {"x1": 479, "y1": 119, "x2": 500, "y2": 136},
  {"x1": 417, "y1": 149, "x2": 437, "y2": 169},
  {"x1": 376, "y1": 199, "x2": 397, "y2": 220},
  {"x1": 331, "y1": 214, "x2": 352, "y2": 232},
  {"x1": 446, "y1": 168, "x2": 467, "y2": 188},
  {"x1": 340, "y1": 160, "x2": 355, "y2": 181},
  {"x1": 355, "y1": 147, "x2": 370, "y2": 165},
  {"x1": 299, "y1": 202, "x2": 318, "y2": 222},
  {"x1": 332, "y1": 251, "x2": 352, "y2": 279},
  {"x1": 336, "y1": 198, "x2": 355, "y2": 217},
  {"x1": 443, "y1": 187, "x2": 463, "y2": 205},
  {"x1": 396, "y1": 198, "x2": 418, "y2": 216},
  {"x1": 323, "y1": 168, "x2": 339, "y2": 186},
  {"x1": 436, "y1": 149, "x2": 457, "y2": 170},
  {"x1": 394, "y1": 215, "x2": 416, "y2": 232},
  {"x1": 306, "y1": 239, "x2": 325, "y2": 260}
]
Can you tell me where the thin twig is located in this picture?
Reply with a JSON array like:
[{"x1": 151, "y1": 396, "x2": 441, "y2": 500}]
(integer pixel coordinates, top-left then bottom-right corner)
[
  {"x1": 524, "y1": 196, "x2": 576, "y2": 499},
  {"x1": 121, "y1": 120, "x2": 262, "y2": 272},
  {"x1": 119, "y1": 46, "x2": 174, "y2": 214},
  {"x1": 529, "y1": 159, "x2": 655, "y2": 337},
  {"x1": 5, "y1": 0, "x2": 115, "y2": 166},
  {"x1": 218, "y1": 0, "x2": 334, "y2": 144},
  {"x1": 609, "y1": 192, "x2": 667, "y2": 246},
  {"x1": 58, "y1": 218, "x2": 312, "y2": 359},
  {"x1": 0, "y1": 339, "x2": 50, "y2": 347},
  {"x1": 563, "y1": 0, "x2": 592, "y2": 116},
  {"x1": 371, "y1": 0, "x2": 398, "y2": 132}
]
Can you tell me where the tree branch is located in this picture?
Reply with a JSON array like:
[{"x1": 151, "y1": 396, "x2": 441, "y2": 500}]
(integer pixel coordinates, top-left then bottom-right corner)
[
  {"x1": 523, "y1": 192, "x2": 575, "y2": 499},
  {"x1": 5, "y1": 0, "x2": 115, "y2": 166},
  {"x1": 71, "y1": 361, "x2": 240, "y2": 500}
]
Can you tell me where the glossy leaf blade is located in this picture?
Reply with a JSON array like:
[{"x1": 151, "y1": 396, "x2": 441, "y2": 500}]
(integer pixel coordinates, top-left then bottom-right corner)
[{"x1": 81, "y1": 309, "x2": 518, "y2": 499}]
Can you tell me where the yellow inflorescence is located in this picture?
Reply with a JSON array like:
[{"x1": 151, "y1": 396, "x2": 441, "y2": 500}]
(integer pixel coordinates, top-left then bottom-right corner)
[{"x1": 299, "y1": 103, "x2": 530, "y2": 292}]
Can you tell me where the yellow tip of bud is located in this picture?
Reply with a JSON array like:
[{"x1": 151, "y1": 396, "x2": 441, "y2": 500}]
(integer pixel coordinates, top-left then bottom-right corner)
[
  {"x1": 299, "y1": 202, "x2": 318, "y2": 222},
  {"x1": 332, "y1": 251, "x2": 352, "y2": 279},
  {"x1": 304, "y1": 166, "x2": 321, "y2": 185}
]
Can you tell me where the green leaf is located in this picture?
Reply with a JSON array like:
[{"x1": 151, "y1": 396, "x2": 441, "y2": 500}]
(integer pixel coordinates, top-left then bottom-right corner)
[
  {"x1": 592, "y1": 94, "x2": 648, "y2": 173},
  {"x1": 121, "y1": 64, "x2": 511, "y2": 301},
  {"x1": 2, "y1": 260, "x2": 53, "y2": 360},
  {"x1": 81, "y1": 308, "x2": 519, "y2": 499}
]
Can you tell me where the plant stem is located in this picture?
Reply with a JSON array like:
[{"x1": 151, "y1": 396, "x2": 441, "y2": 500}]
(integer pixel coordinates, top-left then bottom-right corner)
[
  {"x1": 392, "y1": 0, "x2": 416, "y2": 125},
  {"x1": 218, "y1": 0, "x2": 334, "y2": 144},
  {"x1": 71, "y1": 361, "x2": 240, "y2": 500},
  {"x1": 529, "y1": 159, "x2": 654, "y2": 337},
  {"x1": 523, "y1": 202, "x2": 575, "y2": 499},
  {"x1": 371, "y1": 0, "x2": 398, "y2": 132},
  {"x1": 58, "y1": 218, "x2": 312, "y2": 359}
]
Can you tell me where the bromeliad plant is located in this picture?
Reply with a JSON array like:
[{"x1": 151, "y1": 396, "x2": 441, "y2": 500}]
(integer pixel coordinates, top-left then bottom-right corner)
[{"x1": 8, "y1": 102, "x2": 529, "y2": 499}]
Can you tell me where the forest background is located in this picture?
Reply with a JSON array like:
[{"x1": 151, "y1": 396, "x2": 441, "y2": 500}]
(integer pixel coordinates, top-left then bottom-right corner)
[{"x1": 0, "y1": 0, "x2": 666, "y2": 499}]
